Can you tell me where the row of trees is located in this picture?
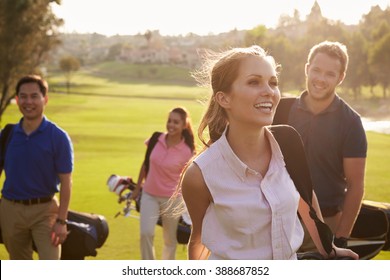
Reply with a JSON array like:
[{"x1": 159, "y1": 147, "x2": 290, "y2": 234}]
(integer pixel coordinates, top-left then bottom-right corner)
[
  {"x1": 0, "y1": 1, "x2": 389, "y2": 121},
  {"x1": 244, "y1": 3, "x2": 390, "y2": 99}
]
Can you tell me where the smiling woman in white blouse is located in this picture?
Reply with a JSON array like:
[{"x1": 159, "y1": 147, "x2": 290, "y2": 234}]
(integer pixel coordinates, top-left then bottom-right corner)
[{"x1": 179, "y1": 45, "x2": 358, "y2": 260}]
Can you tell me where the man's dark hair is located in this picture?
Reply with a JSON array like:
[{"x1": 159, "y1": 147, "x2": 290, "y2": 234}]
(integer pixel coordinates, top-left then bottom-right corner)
[{"x1": 15, "y1": 75, "x2": 48, "y2": 96}]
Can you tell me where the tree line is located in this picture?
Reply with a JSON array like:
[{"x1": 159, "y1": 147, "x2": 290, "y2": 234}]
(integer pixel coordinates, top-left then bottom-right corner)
[
  {"x1": 244, "y1": 4, "x2": 390, "y2": 99},
  {"x1": 1, "y1": 1, "x2": 390, "y2": 121}
]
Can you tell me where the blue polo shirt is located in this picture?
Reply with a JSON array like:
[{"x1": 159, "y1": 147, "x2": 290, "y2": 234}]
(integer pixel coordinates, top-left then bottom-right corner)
[
  {"x1": 287, "y1": 91, "x2": 367, "y2": 214},
  {"x1": 2, "y1": 116, "x2": 73, "y2": 200}
]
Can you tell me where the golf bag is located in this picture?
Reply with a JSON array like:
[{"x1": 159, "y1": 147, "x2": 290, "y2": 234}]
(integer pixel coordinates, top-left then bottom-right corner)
[
  {"x1": 298, "y1": 200, "x2": 390, "y2": 260},
  {"x1": 107, "y1": 174, "x2": 191, "y2": 244},
  {"x1": 349, "y1": 200, "x2": 390, "y2": 259},
  {"x1": 61, "y1": 210, "x2": 109, "y2": 259}
]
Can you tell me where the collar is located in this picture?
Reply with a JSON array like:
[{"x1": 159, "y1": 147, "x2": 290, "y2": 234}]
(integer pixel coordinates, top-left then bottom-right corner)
[
  {"x1": 217, "y1": 126, "x2": 285, "y2": 181},
  {"x1": 297, "y1": 90, "x2": 341, "y2": 114},
  {"x1": 16, "y1": 116, "x2": 48, "y2": 135},
  {"x1": 217, "y1": 126, "x2": 248, "y2": 181},
  {"x1": 159, "y1": 132, "x2": 187, "y2": 150}
]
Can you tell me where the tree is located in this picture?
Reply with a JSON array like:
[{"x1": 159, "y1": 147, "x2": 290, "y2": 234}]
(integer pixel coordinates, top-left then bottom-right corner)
[
  {"x1": 106, "y1": 43, "x2": 124, "y2": 61},
  {"x1": 277, "y1": 9, "x2": 301, "y2": 28},
  {"x1": 344, "y1": 31, "x2": 369, "y2": 99},
  {"x1": 360, "y1": 7, "x2": 390, "y2": 96},
  {"x1": 369, "y1": 32, "x2": 390, "y2": 98},
  {"x1": 59, "y1": 56, "x2": 80, "y2": 94},
  {"x1": 0, "y1": 0, "x2": 63, "y2": 122},
  {"x1": 244, "y1": 25, "x2": 267, "y2": 47},
  {"x1": 265, "y1": 34, "x2": 299, "y2": 92},
  {"x1": 360, "y1": 5, "x2": 390, "y2": 41},
  {"x1": 144, "y1": 30, "x2": 152, "y2": 46}
]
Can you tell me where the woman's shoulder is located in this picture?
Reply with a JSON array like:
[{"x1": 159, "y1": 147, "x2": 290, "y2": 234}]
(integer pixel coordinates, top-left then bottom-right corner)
[
  {"x1": 182, "y1": 161, "x2": 208, "y2": 197},
  {"x1": 194, "y1": 143, "x2": 220, "y2": 167}
]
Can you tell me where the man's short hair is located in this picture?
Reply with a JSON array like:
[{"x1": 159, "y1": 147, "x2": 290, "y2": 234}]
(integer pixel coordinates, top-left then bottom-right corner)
[
  {"x1": 307, "y1": 41, "x2": 349, "y2": 74},
  {"x1": 15, "y1": 75, "x2": 48, "y2": 96}
]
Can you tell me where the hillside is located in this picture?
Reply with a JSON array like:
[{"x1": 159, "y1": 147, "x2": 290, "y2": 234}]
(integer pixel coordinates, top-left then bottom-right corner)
[{"x1": 50, "y1": 61, "x2": 390, "y2": 120}]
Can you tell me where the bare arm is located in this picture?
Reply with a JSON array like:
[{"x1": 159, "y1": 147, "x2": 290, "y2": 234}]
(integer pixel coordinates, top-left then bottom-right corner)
[
  {"x1": 337, "y1": 157, "x2": 366, "y2": 238},
  {"x1": 298, "y1": 193, "x2": 327, "y2": 257},
  {"x1": 57, "y1": 173, "x2": 72, "y2": 221},
  {"x1": 181, "y1": 162, "x2": 212, "y2": 260},
  {"x1": 52, "y1": 172, "x2": 72, "y2": 246},
  {"x1": 298, "y1": 191, "x2": 358, "y2": 259},
  {"x1": 131, "y1": 162, "x2": 146, "y2": 200}
]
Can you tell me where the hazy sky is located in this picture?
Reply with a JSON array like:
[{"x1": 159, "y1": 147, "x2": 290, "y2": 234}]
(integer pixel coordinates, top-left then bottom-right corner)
[{"x1": 52, "y1": 0, "x2": 390, "y2": 36}]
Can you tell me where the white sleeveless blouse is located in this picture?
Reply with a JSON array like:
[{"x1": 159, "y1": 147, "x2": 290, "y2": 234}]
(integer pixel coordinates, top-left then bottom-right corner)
[{"x1": 194, "y1": 127, "x2": 304, "y2": 260}]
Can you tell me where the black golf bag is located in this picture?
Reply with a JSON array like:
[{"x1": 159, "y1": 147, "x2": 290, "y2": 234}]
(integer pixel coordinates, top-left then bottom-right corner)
[
  {"x1": 349, "y1": 200, "x2": 390, "y2": 259},
  {"x1": 299, "y1": 200, "x2": 390, "y2": 260},
  {"x1": 61, "y1": 210, "x2": 109, "y2": 259}
]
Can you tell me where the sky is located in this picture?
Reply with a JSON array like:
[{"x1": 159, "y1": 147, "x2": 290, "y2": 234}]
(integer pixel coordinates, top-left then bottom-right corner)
[{"x1": 52, "y1": 0, "x2": 390, "y2": 36}]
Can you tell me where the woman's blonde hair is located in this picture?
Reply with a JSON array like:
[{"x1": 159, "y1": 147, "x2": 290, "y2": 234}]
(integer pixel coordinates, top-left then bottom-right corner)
[
  {"x1": 169, "y1": 46, "x2": 279, "y2": 219},
  {"x1": 193, "y1": 45, "x2": 279, "y2": 147}
]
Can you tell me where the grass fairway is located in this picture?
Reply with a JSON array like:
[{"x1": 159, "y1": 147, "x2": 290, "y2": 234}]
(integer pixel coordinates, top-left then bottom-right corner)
[
  {"x1": 0, "y1": 72, "x2": 389, "y2": 260},
  {"x1": 364, "y1": 132, "x2": 390, "y2": 260}
]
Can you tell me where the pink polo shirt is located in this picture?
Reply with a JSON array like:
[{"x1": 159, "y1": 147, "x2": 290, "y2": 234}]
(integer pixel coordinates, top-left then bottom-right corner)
[{"x1": 143, "y1": 133, "x2": 193, "y2": 198}]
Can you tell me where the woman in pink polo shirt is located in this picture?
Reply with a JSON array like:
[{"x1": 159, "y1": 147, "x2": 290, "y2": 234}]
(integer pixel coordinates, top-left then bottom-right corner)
[{"x1": 132, "y1": 107, "x2": 195, "y2": 260}]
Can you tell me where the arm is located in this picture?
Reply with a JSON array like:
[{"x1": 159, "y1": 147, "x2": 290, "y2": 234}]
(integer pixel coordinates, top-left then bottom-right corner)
[
  {"x1": 336, "y1": 157, "x2": 366, "y2": 238},
  {"x1": 181, "y1": 162, "x2": 212, "y2": 260},
  {"x1": 298, "y1": 194, "x2": 327, "y2": 257},
  {"x1": 52, "y1": 172, "x2": 72, "y2": 246},
  {"x1": 298, "y1": 191, "x2": 358, "y2": 259},
  {"x1": 131, "y1": 162, "x2": 146, "y2": 200}
]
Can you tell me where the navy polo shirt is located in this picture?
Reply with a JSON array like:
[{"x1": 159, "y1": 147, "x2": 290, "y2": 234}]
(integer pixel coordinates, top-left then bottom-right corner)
[
  {"x1": 287, "y1": 91, "x2": 367, "y2": 212},
  {"x1": 2, "y1": 116, "x2": 73, "y2": 200}
]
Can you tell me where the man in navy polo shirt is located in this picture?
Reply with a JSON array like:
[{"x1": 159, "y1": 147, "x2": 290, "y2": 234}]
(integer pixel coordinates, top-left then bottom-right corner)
[
  {"x1": 0, "y1": 75, "x2": 73, "y2": 259},
  {"x1": 273, "y1": 41, "x2": 367, "y2": 250}
]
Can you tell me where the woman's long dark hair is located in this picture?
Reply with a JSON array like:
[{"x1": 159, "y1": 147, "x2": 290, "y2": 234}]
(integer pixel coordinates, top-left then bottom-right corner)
[{"x1": 171, "y1": 107, "x2": 195, "y2": 153}]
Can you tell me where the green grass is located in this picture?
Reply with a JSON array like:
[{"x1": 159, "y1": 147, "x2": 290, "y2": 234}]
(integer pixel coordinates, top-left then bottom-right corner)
[
  {"x1": 363, "y1": 132, "x2": 390, "y2": 261},
  {"x1": 0, "y1": 69, "x2": 389, "y2": 260},
  {"x1": 49, "y1": 71, "x2": 207, "y2": 100},
  {"x1": 89, "y1": 62, "x2": 196, "y2": 85}
]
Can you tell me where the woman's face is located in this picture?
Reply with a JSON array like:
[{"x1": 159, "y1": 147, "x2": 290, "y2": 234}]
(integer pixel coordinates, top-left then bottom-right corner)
[
  {"x1": 166, "y1": 111, "x2": 186, "y2": 137},
  {"x1": 219, "y1": 56, "x2": 281, "y2": 128}
]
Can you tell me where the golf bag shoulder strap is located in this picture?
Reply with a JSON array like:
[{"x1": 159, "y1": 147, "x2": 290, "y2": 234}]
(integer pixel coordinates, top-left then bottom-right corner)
[
  {"x1": 272, "y1": 97, "x2": 296, "y2": 125},
  {"x1": 144, "y1": 131, "x2": 162, "y2": 176},
  {"x1": 270, "y1": 125, "x2": 333, "y2": 255},
  {"x1": 270, "y1": 125, "x2": 313, "y2": 203},
  {"x1": 0, "y1": 124, "x2": 15, "y2": 172}
]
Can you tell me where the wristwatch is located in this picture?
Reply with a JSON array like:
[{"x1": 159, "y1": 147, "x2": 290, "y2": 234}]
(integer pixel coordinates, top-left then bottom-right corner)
[
  {"x1": 334, "y1": 237, "x2": 348, "y2": 248},
  {"x1": 56, "y1": 218, "x2": 67, "y2": 225}
]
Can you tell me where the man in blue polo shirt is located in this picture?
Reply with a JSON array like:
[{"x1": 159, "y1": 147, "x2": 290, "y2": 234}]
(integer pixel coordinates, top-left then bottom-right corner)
[
  {"x1": 0, "y1": 75, "x2": 73, "y2": 259},
  {"x1": 273, "y1": 41, "x2": 367, "y2": 250}
]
